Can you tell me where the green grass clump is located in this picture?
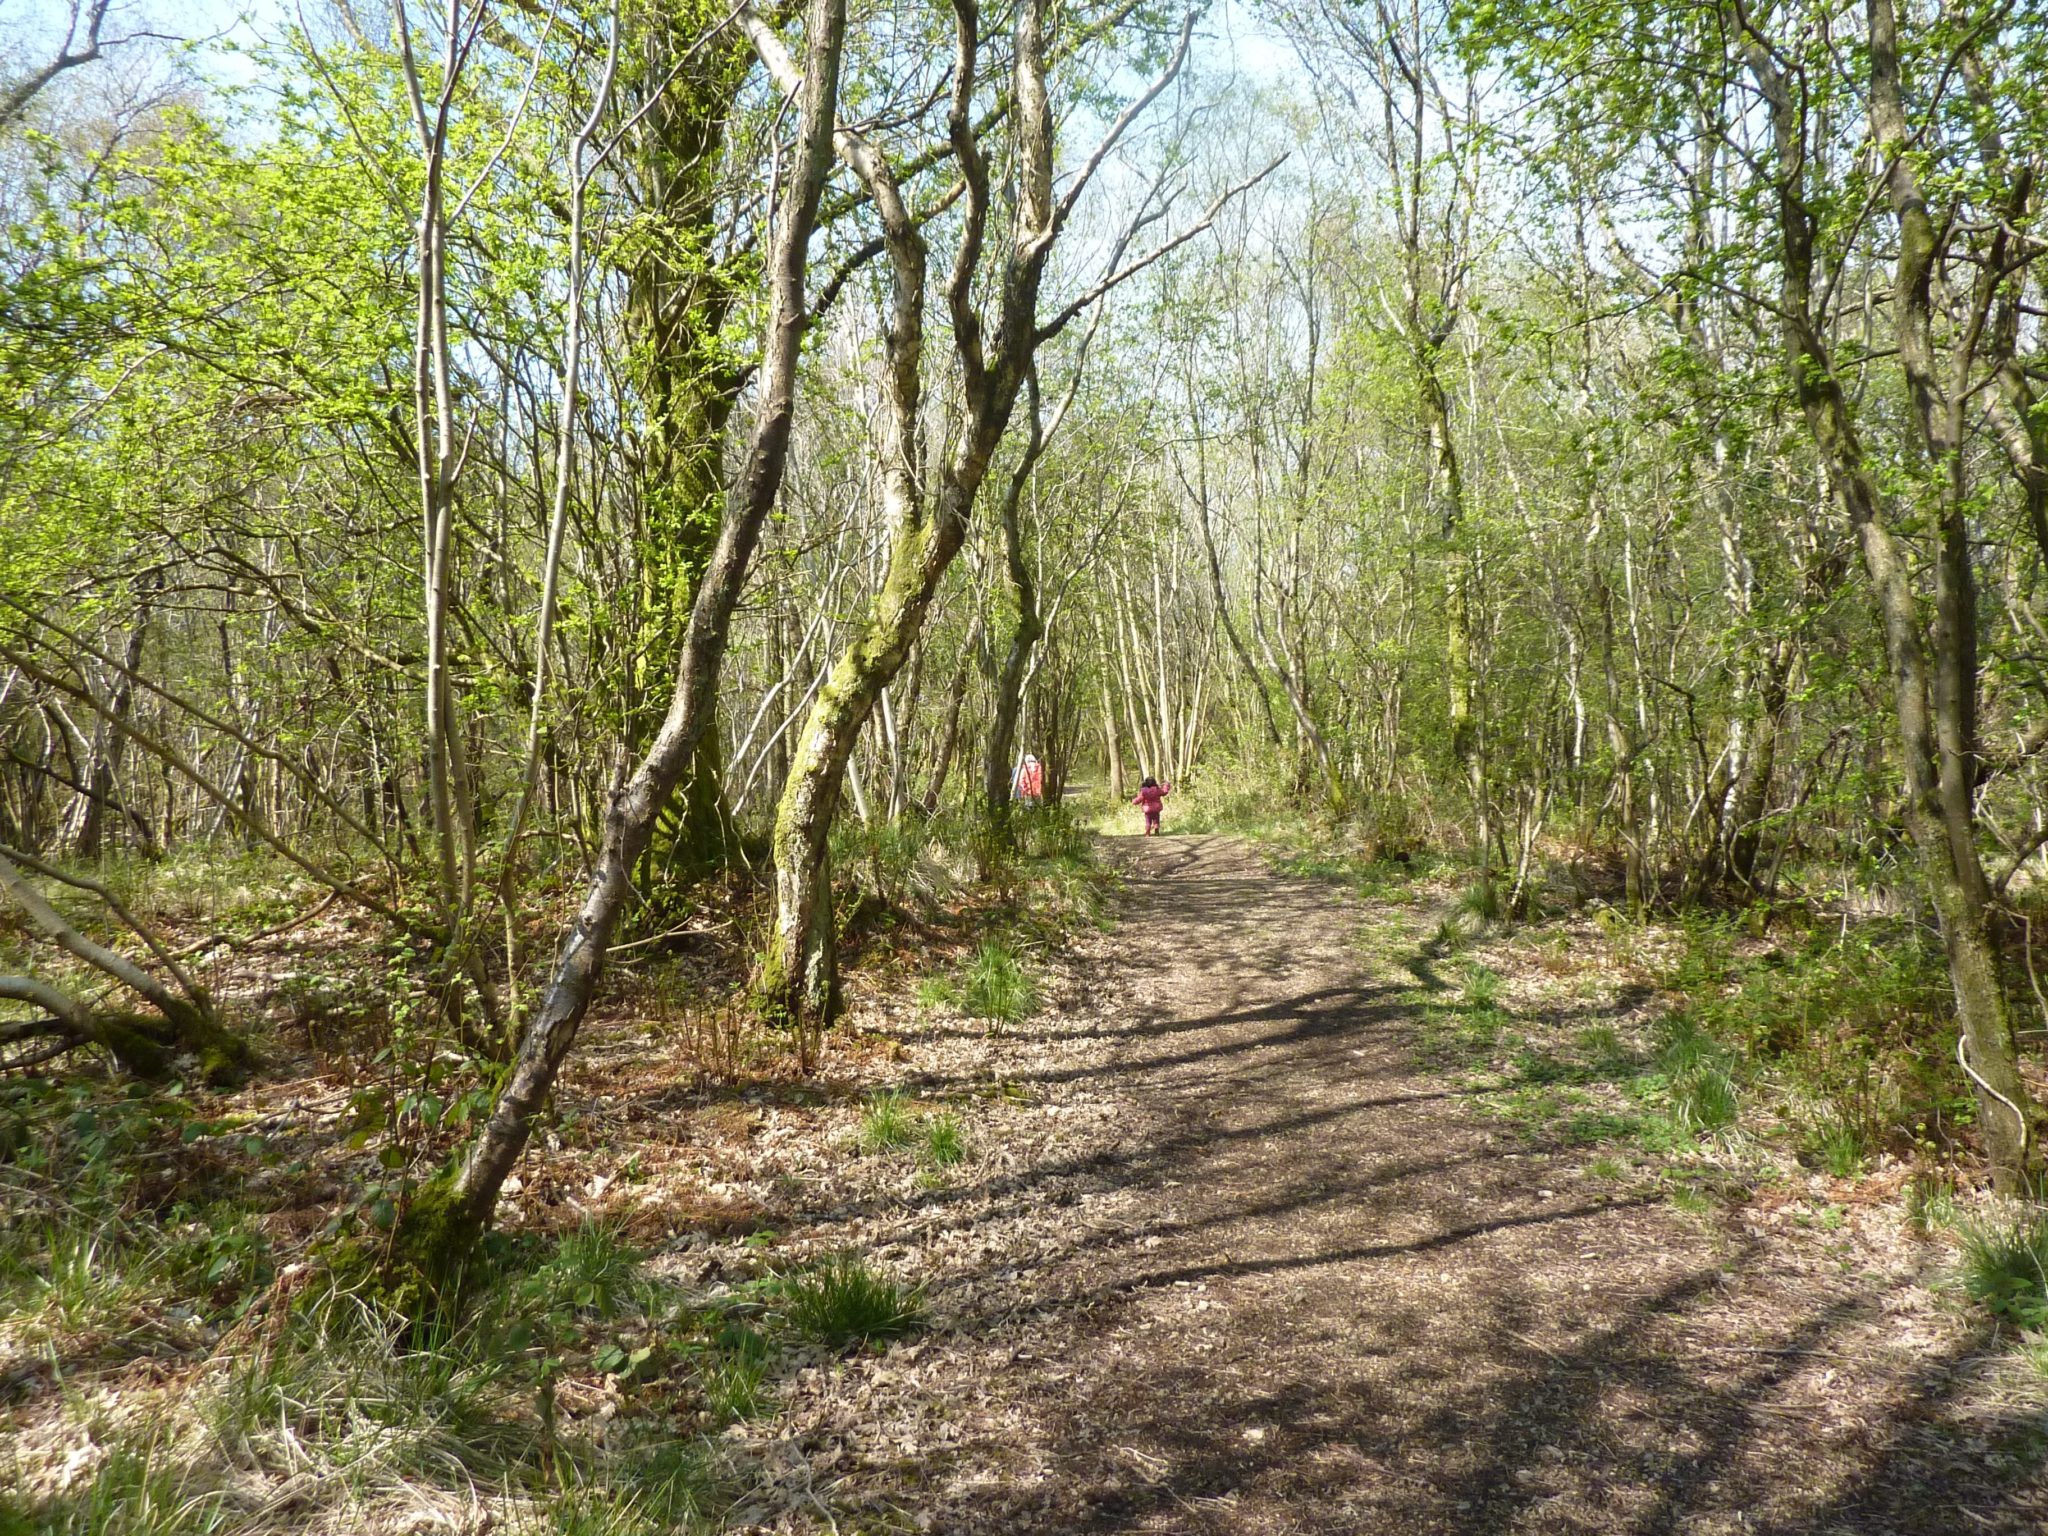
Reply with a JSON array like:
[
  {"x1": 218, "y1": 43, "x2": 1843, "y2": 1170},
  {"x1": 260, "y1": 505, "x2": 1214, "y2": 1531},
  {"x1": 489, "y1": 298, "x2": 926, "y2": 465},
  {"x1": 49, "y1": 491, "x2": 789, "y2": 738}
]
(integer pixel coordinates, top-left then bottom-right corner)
[
  {"x1": 1668, "y1": 1063, "x2": 1739, "y2": 1134},
  {"x1": 1803, "y1": 1112, "x2": 1871, "y2": 1178},
  {"x1": 1959, "y1": 1209, "x2": 2048, "y2": 1329},
  {"x1": 1574, "y1": 1025, "x2": 1636, "y2": 1074},
  {"x1": 917, "y1": 940, "x2": 1038, "y2": 1028},
  {"x1": 1457, "y1": 875, "x2": 1503, "y2": 924},
  {"x1": 1906, "y1": 1171, "x2": 1959, "y2": 1236},
  {"x1": 774, "y1": 1253, "x2": 924, "y2": 1350},
  {"x1": 857, "y1": 1092, "x2": 920, "y2": 1154},
  {"x1": 27, "y1": 1441, "x2": 229, "y2": 1536},
  {"x1": 697, "y1": 1319, "x2": 773, "y2": 1420},
  {"x1": 1558, "y1": 1108, "x2": 1642, "y2": 1146},
  {"x1": 960, "y1": 941, "x2": 1037, "y2": 1027},
  {"x1": 1461, "y1": 962, "x2": 1502, "y2": 1009},
  {"x1": 924, "y1": 1113, "x2": 965, "y2": 1167},
  {"x1": 535, "y1": 1223, "x2": 643, "y2": 1316},
  {"x1": 1020, "y1": 804, "x2": 1091, "y2": 864},
  {"x1": 1417, "y1": 1003, "x2": 1506, "y2": 1069},
  {"x1": 1667, "y1": 1184, "x2": 1716, "y2": 1218},
  {"x1": 1653, "y1": 1018, "x2": 1739, "y2": 1136}
]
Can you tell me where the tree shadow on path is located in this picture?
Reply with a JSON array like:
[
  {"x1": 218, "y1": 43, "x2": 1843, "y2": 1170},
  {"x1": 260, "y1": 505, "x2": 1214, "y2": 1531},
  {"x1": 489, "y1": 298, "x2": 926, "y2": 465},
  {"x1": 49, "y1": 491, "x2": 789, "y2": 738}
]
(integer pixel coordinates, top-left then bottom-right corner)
[{"x1": 916, "y1": 836, "x2": 2046, "y2": 1536}]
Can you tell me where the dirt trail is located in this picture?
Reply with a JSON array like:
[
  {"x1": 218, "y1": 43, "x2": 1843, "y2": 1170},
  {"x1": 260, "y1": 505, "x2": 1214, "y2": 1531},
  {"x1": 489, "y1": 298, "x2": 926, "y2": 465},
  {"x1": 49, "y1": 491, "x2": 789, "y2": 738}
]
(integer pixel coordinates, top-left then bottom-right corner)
[{"x1": 772, "y1": 835, "x2": 2041, "y2": 1534}]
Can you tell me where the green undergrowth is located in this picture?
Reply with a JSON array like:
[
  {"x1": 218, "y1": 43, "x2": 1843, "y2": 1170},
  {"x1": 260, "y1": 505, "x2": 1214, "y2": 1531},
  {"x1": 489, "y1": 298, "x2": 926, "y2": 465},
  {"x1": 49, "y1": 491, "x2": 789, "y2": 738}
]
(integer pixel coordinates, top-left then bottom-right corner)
[
  {"x1": 1, "y1": 1202, "x2": 929, "y2": 1533},
  {"x1": 897, "y1": 806, "x2": 1108, "y2": 1034},
  {"x1": 1391, "y1": 888, "x2": 2048, "y2": 1352},
  {"x1": 1415, "y1": 961, "x2": 1746, "y2": 1169},
  {"x1": 837, "y1": 804, "x2": 1104, "y2": 930},
  {"x1": 0, "y1": 801, "x2": 1081, "y2": 1532},
  {"x1": 919, "y1": 939, "x2": 1040, "y2": 1029},
  {"x1": 854, "y1": 1091, "x2": 972, "y2": 1189},
  {"x1": 1411, "y1": 898, "x2": 1978, "y2": 1180},
  {"x1": 1648, "y1": 913, "x2": 1971, "y2": 1169}
]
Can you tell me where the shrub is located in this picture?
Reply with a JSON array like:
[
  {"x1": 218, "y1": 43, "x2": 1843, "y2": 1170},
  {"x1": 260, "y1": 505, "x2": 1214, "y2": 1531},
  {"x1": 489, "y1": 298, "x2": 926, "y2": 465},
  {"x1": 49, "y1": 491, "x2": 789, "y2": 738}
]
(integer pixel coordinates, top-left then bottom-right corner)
[
  {"x1": 1958, "y1": 1208, "x2": 2048, "y2": 1329},
  {"x1": 774, "y1": 1253, "x2": 923, "y2": 1350},
  {"x1": 857, "y1": 1091, "x2": 919, "y2": 1154}
]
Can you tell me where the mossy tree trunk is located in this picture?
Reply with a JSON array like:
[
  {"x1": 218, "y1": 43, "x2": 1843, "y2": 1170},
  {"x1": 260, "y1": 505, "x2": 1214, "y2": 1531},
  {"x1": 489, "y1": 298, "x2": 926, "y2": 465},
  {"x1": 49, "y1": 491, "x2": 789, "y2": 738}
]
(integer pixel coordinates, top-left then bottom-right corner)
[
  {"x1": 385, "y1": 0, "x2": 848, "y2": 1293},
  {"x1": 755, "y1": 0, "x2": 1199, "y2": 1036},
  {"x1": 621, "y1": 4, "x2": 752, "y2": 880},
  {"x1": 982, "y1": 380, "x2": 1048, "y2": 871},
  {"x1": 1747, "y1": 22, "x2": 2039, "y2": 1189}
]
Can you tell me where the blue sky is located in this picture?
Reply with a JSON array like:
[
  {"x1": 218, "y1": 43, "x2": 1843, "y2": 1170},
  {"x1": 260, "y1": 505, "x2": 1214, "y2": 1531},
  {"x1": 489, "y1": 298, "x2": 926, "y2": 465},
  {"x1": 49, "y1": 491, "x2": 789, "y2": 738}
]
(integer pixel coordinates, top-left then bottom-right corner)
[{"x1": 6, "y1": 0, "x2": 1301, "y2": 95}]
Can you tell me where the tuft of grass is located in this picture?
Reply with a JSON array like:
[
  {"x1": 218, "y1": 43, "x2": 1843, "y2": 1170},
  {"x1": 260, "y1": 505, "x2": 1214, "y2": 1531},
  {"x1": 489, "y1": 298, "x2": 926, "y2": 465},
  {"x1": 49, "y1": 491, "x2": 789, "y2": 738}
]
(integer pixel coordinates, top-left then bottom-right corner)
[
  {"x1": 698, "y1": 1319, "x2": 773, "y2": 1421},
  {"x1": 774, "y1": 1253, "x2": 924, "y2": 1350},
  {"x1": 1803, "y1": 1113, "x2": 1870, "y2": 1178},
  {"x1": 537, "y1": 1223, "x2": 644, "y2": 1317},
  {"x1": 1958, "y1": 1209, "x2": 2048, "y2": 1329},
  {"x1": 541, "y1": 1438, "x2": 719, "y2": 1536},
  {"x1": 1457, "y1": 875, "x2": 1503, "y2": 923},
  {"x1": 1020, "y1": 805, "x2": 1092, "y2": 864},
  {"x1": 1417, "y1": 1003, "x2": 1505, "y2": 1069},
  {"x1": 959, "y1": 941, "x2": 1037, "y2": 1027},
  {"x1": 923, "y1": 1113, "x2": 965, "y2": 1168},
  {"x1": 27, "y1": 1440, "x2": 231, "y2": 1536},
  {"x1": 856, "y1": 1092, "x2": 919, "y2": 1154},
  {"x1": 1906, "y1": 1170, "x2": 1960, "y2": 1237},
  {"x1": 2014, "y1": 1330, "x2": 2048, "y2": 1386},
  {"x1": 1654, "y1": 1017, "x2": 1739, "y2": 1136},
  {"x1": 1460, "y1": 962, "x2": 1501, "y2": 1009},
  {"x1": 1574, "y1": 1024, "x2": 1636, "y2": 1075},
  {"x1": 1558, "y1": 1109, "x2": 1642, "y2": 1147},
  {"x1": 1667, "y1": 1183, "x2": 1716, "y2": 1218},
  {"x1": 1668, "y1": 1064, "x2": 1739, "y2": 1135}
]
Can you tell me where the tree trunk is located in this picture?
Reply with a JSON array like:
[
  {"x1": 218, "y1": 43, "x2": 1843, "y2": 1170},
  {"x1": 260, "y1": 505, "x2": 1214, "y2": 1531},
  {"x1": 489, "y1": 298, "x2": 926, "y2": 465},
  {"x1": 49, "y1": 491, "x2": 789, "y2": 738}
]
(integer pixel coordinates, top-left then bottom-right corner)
[
  {"x1": 69, "y1": 588, "x2": 151, "y2": 859},
  {"x1": 389, "y1": 0, "x2": 847, "y2": 1288},
  {"x1": 0, "y1": 849, "x2": 243, "y2": 1073},
  {"x1": 1746, "y1": 25, "x2": 2038, "y2": 1188},
  {"x1": 983, "y1": 383, "x2": 1048, "y2": 864},
  {"x1": 763, "y1": 511, "x2": 970, "y2": 1028},
  {"x1": 921, "y1": 611, "x2": 982, "y2": 815},
  {"x1": 1103, "y1": 679, "x2": 1125, "y2": 799}
]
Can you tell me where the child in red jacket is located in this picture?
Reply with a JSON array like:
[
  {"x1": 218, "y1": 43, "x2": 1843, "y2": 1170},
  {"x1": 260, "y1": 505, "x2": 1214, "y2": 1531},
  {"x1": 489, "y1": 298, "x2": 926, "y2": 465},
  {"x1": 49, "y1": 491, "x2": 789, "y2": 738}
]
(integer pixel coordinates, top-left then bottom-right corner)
[{"x1": 1132, "y1": 776, "x2": 1171, "y2": 835}]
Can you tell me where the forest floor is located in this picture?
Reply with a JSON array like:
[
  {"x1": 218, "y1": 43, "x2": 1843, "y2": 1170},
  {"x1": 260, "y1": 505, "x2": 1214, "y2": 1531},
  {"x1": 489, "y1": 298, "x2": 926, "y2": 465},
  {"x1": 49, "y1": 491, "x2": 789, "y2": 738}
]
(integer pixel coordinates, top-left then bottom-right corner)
[
  {"x1": 729, "y1": 832, "x2": 2048, "y2": 1534},
  {"x1": 10, "y1": 830, "x2": 2048, "y2": 1534}
]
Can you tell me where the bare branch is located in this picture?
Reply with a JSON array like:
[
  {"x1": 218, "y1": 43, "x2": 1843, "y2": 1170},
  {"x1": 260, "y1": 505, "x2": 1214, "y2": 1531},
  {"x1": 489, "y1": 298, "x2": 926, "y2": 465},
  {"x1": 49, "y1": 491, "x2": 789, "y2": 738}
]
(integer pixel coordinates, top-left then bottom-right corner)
[{"x1": 1037, "y1": 154, "x2": 1288, "y2": 343}]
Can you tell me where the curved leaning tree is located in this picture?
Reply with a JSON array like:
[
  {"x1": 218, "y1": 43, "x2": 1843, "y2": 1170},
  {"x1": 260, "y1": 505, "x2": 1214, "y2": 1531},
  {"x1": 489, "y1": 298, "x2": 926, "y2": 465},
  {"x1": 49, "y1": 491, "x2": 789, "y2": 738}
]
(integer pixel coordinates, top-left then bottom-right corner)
[
  {"x1": 385, "y1": 0, "x2": 850, "y2": 1291},
  {"x1": 749, "y1": 0, "x2": 1275, "y2": 1042}
]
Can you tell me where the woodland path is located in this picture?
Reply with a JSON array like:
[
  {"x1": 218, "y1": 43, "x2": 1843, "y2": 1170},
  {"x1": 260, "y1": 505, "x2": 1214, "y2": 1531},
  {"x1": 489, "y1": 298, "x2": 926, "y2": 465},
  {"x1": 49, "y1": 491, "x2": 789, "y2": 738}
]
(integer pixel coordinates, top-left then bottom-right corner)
[{"x1": 814, "y1": 834, "x2": 2042, "y2": 1535}]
